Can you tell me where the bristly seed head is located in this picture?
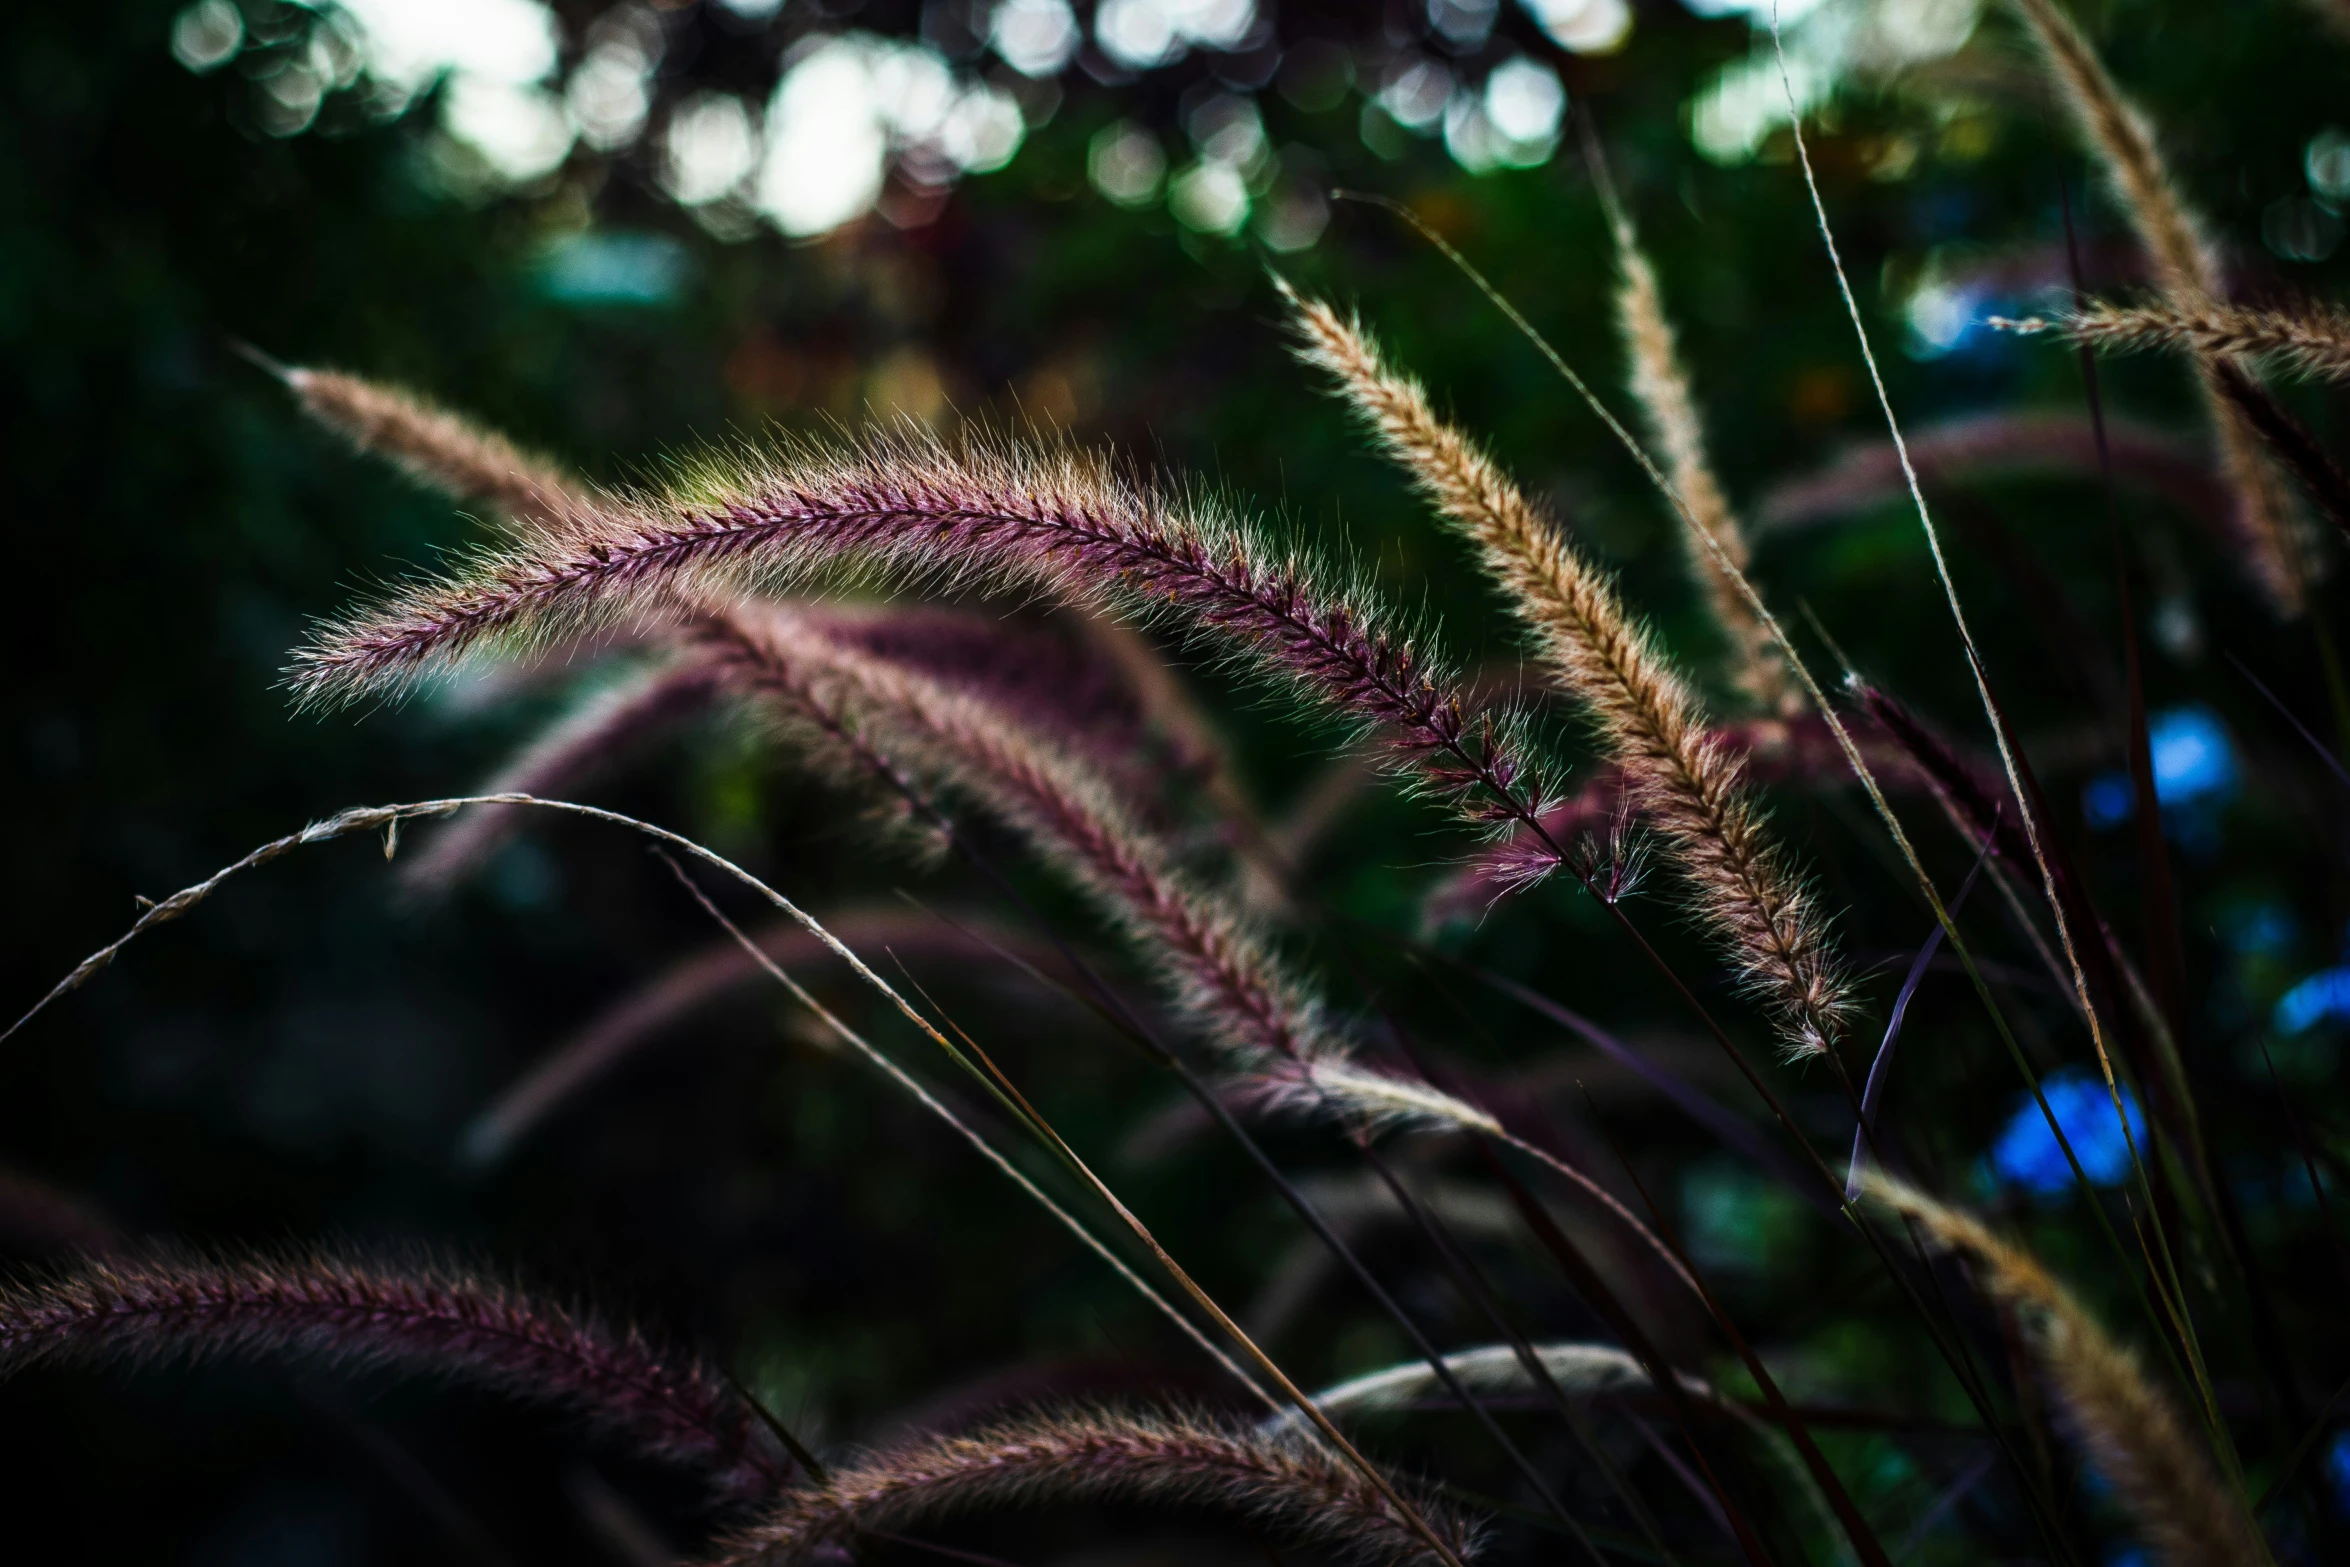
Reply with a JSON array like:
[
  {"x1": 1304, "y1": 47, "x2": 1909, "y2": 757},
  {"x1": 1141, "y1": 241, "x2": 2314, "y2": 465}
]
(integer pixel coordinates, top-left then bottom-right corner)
[
  {"x1": 0, "y1": 1248, "x2": 790, "y2": 1502},
  {"x1": 290, "y1": 426, "x2": 1570, "y2": 886}
]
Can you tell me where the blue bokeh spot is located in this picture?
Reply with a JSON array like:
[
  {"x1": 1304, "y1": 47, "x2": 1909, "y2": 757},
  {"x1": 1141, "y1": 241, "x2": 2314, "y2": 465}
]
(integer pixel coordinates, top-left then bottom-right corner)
[
  {"x1": 2082, "y1": 772, "x2": 2134, "y2": 829},
  {"x1": 2081, "y1": 706, "x2": 2236, "y2": 831},
  {"x1": 2148, "y1": 706, "x2": 2236, "y2": 803},
  {"x1": 1990, "y1": 1067, "x2": 2146, "y2": 1196},
  {"x1": 2327, "y1": 1428, "x2": 2350, "y2": 1517},
  {"x1": 2277, "y1": 966, "x2": 2350, "y2": 1034}
]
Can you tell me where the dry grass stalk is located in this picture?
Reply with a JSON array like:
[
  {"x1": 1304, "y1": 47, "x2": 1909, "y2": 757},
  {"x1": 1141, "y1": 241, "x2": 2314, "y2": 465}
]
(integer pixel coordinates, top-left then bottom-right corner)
[
  {"x1": 278, "y1": 365, "x2": 581, "y2": 533},
  {"x1": 1610, "y1": 221, "x2": 1794, "y2": 714},
  {"x1": 2008, "y1": 0, "x2": 2309, "y2": 614},
  {"x1": 712, "y1": 1405, "x2": 1476, "y2": 1567},
  {"x1": 1996, "y1": 299, "x2": 2350, "y2": 384},
  {"x1": 0, "y1": 1248, "x2": 787, "y2": 1500},
  {"x1": 1276, "y1": 1341, "x2": 1718, "y2": 1429},
  {"x1": 1861, "y1": 1176, "x2": 2266, "y2": 1567},
  {"x1": 1284, "y1": 292, "x2": 1852, "y2": 1059}
]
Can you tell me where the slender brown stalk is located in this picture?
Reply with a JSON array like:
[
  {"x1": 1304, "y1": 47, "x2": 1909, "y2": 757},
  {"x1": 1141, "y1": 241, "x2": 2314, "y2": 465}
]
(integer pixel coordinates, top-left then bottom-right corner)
[
  {"x1": 2008, "y1": 0, "x2": 2310, "y2": 614},
  {"x1": 274, "y1": 364, "x2": 581, "y2": 533},
  {"x1": 0, "y1": 1249, "x2": 786, "y2": 1500},
  {"x1": 1609, "y1": 220, "x2": 1793, "y2": 714},
  {"x1": 710, "y1": 1406, "x2": 1476, "y2": 1567},
  {"x1": 1284, "y1": 290, "x2": 1852, "y2": 1059},
  {"x1": 1861, "y1": 1177, "x2": 2267, "y2": 1567},
  {"x1": 1997, "y1": 299, "x2": 2350, "y2": 384}
]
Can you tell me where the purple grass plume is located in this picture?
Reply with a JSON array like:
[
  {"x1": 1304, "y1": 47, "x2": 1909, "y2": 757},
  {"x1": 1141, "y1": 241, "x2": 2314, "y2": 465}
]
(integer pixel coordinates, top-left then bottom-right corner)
[
  {"x1": 273, "y1": 364, "x2": 582, "y2": 533},
  {"x1": 1421, "y1": 715, "x2": 1927, "y2": 928},
  {"x1": 288, "y1": 428, "x2": 1566, "y2": 882},
  {"x1": 0, "y1": 1249, "x2": 790, "y2": 1502},
  {"x1": 709, "y1": 605, "x2": 1500, "y2": 1141},
  {"x1": 714, "y1": 604, "x2": 1327, "y2": 1067},
  {"x1": 710, "y1": 1404, "x2": 1478, "y2": 1567}
]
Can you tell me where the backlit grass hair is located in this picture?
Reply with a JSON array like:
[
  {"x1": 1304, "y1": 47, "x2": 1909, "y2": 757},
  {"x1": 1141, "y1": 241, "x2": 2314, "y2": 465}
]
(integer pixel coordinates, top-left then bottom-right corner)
[
  {"x1": 1996, "y1": 298, "x2": 2350, "y2": 385},
  {"x1": 1283, "y1": 287, "x2": 1854, "y2": 1060},
  {"x1": 2008, "y1": 0, "x2": 2310, "y2": 615},
  {"x1": 1608, "y1": 213, "x2": 1794, "y2": 715},
  {"x1": 269, "y1": 361, "x2": 581, "y2": 534},
  {"x1": 290, "y1": 424, "x2": 1573, "y2": 896},
  {"x1": 0, "y1": 1248, "x2": 789, "y2": 1502}
]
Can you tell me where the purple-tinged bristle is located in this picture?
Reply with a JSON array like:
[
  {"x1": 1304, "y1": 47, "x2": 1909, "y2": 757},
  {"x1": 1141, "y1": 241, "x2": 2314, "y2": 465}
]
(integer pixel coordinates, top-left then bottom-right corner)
[
  {"x1": 713, "y1": 1404, "x2": 1474, "y2": 1567},
  {"x1": 0, "y1": 1250, "x2": 789, "y2": 1503},
  {"x1": 293, "y1": 432, "x2": 1565, "y2": 881}
]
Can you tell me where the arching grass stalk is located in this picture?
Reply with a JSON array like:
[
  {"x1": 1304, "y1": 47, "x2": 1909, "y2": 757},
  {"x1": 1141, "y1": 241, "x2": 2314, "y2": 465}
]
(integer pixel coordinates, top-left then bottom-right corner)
[
  {"x1": 3, "y1": 790, "x2": 1475, "y2": 1567},
  {"x1": 3, "y1": 791, "x2": 1274, "y2": 1409}
]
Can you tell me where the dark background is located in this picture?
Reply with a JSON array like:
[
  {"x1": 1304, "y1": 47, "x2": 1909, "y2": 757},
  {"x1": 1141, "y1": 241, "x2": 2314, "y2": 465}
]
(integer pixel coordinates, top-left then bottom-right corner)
[{"x1": 6, "y1": 2, "x2": 2350, "y2": 1562}]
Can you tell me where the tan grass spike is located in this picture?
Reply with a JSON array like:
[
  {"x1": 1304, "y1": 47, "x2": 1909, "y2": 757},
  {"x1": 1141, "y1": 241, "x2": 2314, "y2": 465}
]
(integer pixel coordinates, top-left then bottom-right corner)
[
  {"x1": 1862, "y1": 1174, "x2": 2266, "y2": 1567},
  {"x1": 1284, "y1": 286, "x2": 1852, "y2": 1060},
  {"x1": 2009, "y1": 0, "x2": 2310, "y2": 615},
  {"x1": 1609, "y1": 215, "x2": 1795, "y2": 715}
]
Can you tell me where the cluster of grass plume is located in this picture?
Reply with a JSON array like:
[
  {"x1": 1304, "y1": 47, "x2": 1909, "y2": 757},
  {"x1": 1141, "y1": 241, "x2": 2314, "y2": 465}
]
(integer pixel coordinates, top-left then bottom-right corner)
[{"x1": 12, "y1": 4, "x2": 2349, "y2": 1565}]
